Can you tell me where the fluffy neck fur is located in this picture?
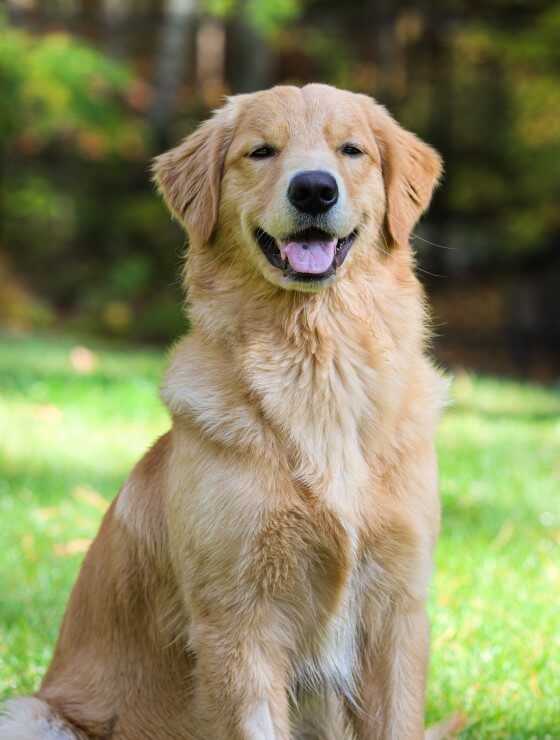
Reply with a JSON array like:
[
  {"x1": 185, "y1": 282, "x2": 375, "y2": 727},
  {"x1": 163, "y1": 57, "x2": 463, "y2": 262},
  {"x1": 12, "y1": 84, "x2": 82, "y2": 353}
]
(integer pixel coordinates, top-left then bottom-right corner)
[
  {"x1": 184, "y1": 232, "x2": 427, "y2": 354},
  {"x1": 163, "y1": 233, "x2": 440, "y2": 494}
]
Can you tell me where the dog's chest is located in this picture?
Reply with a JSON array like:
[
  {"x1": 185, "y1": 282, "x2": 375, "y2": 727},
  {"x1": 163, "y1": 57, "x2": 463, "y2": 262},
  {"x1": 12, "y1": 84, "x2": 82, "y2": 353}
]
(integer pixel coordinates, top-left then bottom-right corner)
[
  {"x1": 258, "y1": 348, "x2": 379, "y2": 692},
  {"x1": 291, "y1": 511, "x2": 375, "y2": 698}
]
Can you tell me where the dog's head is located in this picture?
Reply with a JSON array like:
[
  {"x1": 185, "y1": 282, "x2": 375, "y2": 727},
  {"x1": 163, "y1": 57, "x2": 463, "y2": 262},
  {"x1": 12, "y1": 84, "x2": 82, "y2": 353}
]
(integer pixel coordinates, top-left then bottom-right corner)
[{"x1": 154, "y1": 84, "x2": 442, "y2": 292}]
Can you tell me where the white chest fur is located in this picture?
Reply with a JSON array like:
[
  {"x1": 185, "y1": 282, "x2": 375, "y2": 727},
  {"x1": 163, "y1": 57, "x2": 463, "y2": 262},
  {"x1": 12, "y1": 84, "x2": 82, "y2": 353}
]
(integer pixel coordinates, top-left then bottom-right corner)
[{"x1": 293, "y1": 515, "x2": 366, "y2": 700}]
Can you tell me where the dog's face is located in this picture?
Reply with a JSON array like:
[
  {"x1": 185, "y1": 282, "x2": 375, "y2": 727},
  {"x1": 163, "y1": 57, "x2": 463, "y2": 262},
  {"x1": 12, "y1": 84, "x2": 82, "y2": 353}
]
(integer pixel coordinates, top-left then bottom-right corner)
[
  {"x1": 155, "y1": 84, "x2": 442, "y2": 292},
  {"x1": 221, "y1": 86, "x2": 384, "y2": 290}
]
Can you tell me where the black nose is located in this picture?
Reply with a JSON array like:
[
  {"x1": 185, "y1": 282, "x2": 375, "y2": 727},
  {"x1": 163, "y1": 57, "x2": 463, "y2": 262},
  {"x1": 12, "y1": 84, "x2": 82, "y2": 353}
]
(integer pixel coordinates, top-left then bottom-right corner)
[{"x1": 288, "y1": 170, "x2": 339, "y2": 215}]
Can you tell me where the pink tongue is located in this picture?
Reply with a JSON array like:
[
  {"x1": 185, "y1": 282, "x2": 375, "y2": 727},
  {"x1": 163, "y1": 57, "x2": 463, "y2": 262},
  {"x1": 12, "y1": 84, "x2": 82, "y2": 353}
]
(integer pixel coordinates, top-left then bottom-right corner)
[{"x1": 279, "y1": 238, "x2": 337, "y2": 274}]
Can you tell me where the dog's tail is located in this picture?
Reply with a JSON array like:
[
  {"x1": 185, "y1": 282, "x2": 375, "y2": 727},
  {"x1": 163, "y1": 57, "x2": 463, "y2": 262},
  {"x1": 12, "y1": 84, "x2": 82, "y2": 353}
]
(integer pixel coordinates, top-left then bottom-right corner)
[
  {"x1": 0, "y1": 697, "x2": 84, "y2": 740},
  {"x1": 425, "y1": 711, "x2": 467, "y2": 740}
]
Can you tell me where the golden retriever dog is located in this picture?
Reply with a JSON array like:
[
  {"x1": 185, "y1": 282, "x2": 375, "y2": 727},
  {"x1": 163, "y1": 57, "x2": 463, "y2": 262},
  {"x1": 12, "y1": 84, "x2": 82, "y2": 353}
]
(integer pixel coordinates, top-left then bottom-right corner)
[{"x1": 1, "y1": 84, "x2": 459, "y2": 739}]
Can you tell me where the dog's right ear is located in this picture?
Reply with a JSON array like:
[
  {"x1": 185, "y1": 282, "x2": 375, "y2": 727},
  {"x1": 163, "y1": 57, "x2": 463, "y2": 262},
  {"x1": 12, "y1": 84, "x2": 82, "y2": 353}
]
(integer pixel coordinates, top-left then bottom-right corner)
[{"x1": 152, "y1": 100, "x2": 237, "y2": 247}]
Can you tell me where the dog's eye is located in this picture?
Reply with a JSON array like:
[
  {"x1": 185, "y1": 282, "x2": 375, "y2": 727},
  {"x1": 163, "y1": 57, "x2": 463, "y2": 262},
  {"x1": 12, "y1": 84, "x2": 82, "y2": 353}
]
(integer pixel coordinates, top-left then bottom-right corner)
[
  {"x1": 341, "y1": 144, "x2": 364, "y2": 156},
  {"x1": 249, "y1": 146, "x2": 276, "y2": 159}
]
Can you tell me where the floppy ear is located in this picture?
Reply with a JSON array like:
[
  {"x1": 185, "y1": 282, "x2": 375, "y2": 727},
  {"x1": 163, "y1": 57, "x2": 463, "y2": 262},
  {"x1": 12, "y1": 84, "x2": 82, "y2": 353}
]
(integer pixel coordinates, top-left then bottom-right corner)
[
  {"x1": 370, "y1": 103, "x2": 443, "y2": 248},
  {"x1": 152, "y1": 101, "x2": 237, "y2": 246}
]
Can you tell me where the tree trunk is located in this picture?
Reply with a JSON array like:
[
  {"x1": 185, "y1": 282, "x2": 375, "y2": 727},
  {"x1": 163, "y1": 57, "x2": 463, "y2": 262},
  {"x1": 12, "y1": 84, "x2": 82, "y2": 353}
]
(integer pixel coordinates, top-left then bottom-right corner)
[{"x1": 150, "y1": 0, "x2": 197, "y2": 144}]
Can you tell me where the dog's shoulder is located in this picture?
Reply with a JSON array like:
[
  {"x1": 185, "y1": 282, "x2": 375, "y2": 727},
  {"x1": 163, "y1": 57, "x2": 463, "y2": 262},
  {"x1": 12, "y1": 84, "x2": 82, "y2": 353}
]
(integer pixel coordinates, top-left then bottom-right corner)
[
  {"x1": 161, "y1": 335, "x2": 275, "y2": 453},
  {"x1": 115, "y1": 431, "x2": 172, "y2": 558}
]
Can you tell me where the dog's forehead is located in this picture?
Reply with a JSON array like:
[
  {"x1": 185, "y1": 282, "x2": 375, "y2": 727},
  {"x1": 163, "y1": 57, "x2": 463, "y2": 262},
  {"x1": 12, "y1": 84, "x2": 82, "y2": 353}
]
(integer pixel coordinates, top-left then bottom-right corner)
[{"x1": 236, "y1": 85, "x2": 370, "y2": 141}]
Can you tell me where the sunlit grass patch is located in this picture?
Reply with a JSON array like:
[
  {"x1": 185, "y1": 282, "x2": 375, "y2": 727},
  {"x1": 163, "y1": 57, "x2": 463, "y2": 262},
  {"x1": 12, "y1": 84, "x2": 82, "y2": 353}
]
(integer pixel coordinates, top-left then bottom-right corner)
[
  {"x1": 428, "y1": 374, "x2": 560, "y2": 736},
  {"x1": 0, "y1": 333, "x2": 168, "y2": 695}
]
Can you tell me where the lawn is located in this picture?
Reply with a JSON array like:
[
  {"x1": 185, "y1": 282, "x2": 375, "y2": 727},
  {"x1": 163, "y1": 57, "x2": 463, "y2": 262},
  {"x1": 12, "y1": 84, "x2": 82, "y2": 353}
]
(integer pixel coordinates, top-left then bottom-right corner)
[{"x1": 0, "y1": 333, "x2": 558, "y2": 737}]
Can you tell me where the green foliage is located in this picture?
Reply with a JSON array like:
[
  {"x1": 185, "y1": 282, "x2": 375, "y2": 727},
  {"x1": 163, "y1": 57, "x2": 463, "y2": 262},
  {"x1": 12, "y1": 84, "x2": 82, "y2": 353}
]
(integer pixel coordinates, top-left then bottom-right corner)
[
  {"x1": 0, "y1": 334, "x2": 559, "y2": 734},
  {"x1": 445, "y1": 7, "x2": 560, "y2": 257},
  {"x1": 0, "y1": 23, "x2": 184, "y2": 341},
  {"x1": 0, "y1": 24, "x2": 147, "y2": 156},
  {"x1": 203, "y1": 0, "x2": 300, "y2": 35},
  {"x1": 246, "y1": 0, "x2": 300, "y2": 36}
]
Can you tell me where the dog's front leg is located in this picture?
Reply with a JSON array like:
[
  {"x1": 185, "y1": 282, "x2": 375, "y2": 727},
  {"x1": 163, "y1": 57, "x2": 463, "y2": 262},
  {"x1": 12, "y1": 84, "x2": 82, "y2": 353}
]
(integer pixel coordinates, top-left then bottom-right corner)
[
  {"x1": 190, "y1": 612, "x2": 290, "y2": 740},
  {"x1": 348, "y1": 604, "x2": 429, "y2": 740}
]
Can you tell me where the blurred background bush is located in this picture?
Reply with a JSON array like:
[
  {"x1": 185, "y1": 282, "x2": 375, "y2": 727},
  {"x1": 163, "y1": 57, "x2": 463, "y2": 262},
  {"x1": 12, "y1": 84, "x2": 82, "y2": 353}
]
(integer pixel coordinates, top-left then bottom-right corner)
[{"x1": 1, "y1": 0, "x2": 559, "y2": 377}]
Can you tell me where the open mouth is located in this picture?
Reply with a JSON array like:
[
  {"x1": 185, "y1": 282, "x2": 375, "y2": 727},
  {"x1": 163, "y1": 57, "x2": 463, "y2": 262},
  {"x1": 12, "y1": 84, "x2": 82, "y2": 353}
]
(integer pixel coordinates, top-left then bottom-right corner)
[{"x1": 255, "y1": 227, "x2": 357, "y2": 282}]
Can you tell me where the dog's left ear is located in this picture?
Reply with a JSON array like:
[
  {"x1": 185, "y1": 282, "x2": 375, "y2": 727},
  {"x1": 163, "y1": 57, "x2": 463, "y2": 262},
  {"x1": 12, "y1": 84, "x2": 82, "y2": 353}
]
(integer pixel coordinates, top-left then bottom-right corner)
[
  {"x1": 367, "y1": 100, "x2": 443, "y2": 248},
  {"x1": 152, "y1": 100, "x2": 238, "y2": 246}
]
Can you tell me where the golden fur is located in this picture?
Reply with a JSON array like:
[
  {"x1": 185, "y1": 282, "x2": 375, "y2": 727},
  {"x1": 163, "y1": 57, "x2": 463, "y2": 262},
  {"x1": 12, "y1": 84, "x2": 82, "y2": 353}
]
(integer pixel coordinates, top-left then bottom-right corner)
[{"x1": 1, "y1": 84, "x2": 461, "y2": 739}]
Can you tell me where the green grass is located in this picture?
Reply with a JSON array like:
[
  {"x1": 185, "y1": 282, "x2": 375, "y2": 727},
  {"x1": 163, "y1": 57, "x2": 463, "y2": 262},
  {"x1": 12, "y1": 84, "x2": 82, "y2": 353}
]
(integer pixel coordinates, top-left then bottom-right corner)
[{"x1": 1, "y1": 333, "x2": 559, "y2": 737}]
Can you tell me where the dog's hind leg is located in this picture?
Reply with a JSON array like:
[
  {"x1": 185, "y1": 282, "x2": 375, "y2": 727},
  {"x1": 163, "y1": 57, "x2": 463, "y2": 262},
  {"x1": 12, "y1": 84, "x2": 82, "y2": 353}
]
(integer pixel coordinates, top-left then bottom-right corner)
[{"x1": 0, "y1": 697, "x2": 85, "y2": 740}]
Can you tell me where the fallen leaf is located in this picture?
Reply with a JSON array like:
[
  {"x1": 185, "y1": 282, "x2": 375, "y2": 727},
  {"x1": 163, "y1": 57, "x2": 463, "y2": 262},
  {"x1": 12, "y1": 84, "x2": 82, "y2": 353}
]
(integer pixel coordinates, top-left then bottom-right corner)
[
  {"x1": 54, "y1": 539, "x2": 92, "y2": 556},
  {"x1": 530, "y1": 671, "x2": 542, "y2": 698},
  {"x1": 70, "y1": 346, "x2": 99, "y2": 374},
  {"x1": 490, "y1": 520, "x2": 516, "y2": 550},
  {"x1": 34, "y1": 404, "x2": 63, "y2": 424},
  {"x1": 72, "y1": 485, "x2": 109, "y2": 512},
  {"x1": 425, "y1": 711, "x2": 468, "y2": 740}
]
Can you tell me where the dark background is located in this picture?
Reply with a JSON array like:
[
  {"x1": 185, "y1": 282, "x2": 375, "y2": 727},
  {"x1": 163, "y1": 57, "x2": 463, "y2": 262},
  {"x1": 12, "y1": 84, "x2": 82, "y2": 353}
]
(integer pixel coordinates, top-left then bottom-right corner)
[{"x1": 2, "y1": 0, "x2": 559, "y2": 379}]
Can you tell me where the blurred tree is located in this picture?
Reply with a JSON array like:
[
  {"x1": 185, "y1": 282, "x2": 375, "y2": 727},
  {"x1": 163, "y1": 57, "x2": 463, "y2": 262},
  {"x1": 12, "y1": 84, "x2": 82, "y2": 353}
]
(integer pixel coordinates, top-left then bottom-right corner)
[
  {"x1": 206, "y1": 0, "x2": 300, "y2": 93},
  {"x1": 1, "y1": 0, "x2": 559, "y2": 358},
  {"x1": 150, "y1": 0, "x2": 197, "y2": 143},
  {"x1": 448, "y1": 5, "x2": 560, "y2": 260},
  {"x1": 0, "y1": 20, "x2": 184, "y2": 340}
]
